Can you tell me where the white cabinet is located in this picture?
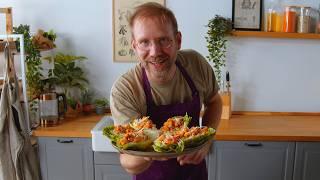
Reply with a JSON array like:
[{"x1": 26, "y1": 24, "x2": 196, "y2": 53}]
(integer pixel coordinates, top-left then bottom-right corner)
[
  {"x1": 94, "y1": 152, "x2": 131, "y2": 180},
  {"x1": 208, "y1": 141, "x2": 295, "y2": 180},
  {"x1": 38, "y1": 137, "x2": 94, "y2": 180},
  {"x1": 293, "y1": 142, "x2": 320, "y2": 180}
]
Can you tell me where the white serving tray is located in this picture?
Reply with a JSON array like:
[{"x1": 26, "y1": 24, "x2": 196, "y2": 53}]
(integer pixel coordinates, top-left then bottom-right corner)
[{"x1": 91, "y1": 116, "x2": 118, "y2": 152}]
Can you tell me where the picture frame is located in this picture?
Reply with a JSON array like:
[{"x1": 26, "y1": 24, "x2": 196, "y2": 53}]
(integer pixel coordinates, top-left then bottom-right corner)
[
  {"x1": 232, "y1": 0, "x2": 262, "y2": 31},
  {"x1": 113, "y1": 0, "x2": 166, "y2": 62}
]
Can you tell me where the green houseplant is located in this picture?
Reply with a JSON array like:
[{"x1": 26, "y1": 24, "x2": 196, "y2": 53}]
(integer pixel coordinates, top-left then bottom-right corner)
[
  {"x1": 94, "y1": 98, "x2": 109, "y2": 115},
  {"x1": 80, "y1": 90, "x2": 94, "y2": 113},
  {"x1": 13, "y1": 25, "x2": 57, "y2": 99},
  {"x1": 44, "y1": 53, "x2": 88, "y2": 97},
  {"x1": 205, "y1": 15, "x2": 232, "y2": 86},
  {"x1": 13, "y1": 24, "x2": 43, "y2": 99},
  {"x1": 43, "y1": 53, "x2": 88, "y2": 117}
]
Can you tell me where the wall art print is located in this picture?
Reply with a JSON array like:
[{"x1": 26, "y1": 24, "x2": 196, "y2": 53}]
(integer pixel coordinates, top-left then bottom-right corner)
[{"x1": 113, "y1": 0, "x2": 165, "y2": 62}]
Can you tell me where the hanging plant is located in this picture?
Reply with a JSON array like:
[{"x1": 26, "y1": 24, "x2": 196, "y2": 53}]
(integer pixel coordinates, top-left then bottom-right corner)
[
  {"x1": 205, "y1": 15, "x2": 232, "y2": 87},
  {"x1": 13, "y1": 24, "x2": 43, "y2": 99},
  {"x1": 13, "y1": 25, "x2": 57, "y2": 99}
]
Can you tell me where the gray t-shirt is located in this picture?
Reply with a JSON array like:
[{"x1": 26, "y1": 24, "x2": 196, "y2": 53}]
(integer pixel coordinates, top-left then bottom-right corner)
[{"x1": 110, "y1": 49, "x2": 218, "y2": 124}]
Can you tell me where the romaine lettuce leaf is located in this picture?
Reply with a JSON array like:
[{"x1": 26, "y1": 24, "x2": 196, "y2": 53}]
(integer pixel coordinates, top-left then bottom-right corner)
[
  {"x1": 183, "y1": 128, "x2": 215, "y2": 148},
  {"x1": 116, "y1": 139, "x2": 154, "y2": 151},
  {"x1": 103, "y1": 126, "x2": 120, "y2": 143},
  {"x1": 153, "y1": 137, "x2": 184, "y2": 153}
]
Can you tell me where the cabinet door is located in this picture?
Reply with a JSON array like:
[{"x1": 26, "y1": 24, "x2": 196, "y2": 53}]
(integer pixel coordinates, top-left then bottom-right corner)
[
  {"x1": 95, "y1": 165, "x2": 131, "y2": 180},
  {"x1": 293, "y1": 142, "x2": 320, "y2": 180},
  {"x1": 38, "y1": 137, "x2": 94, "y2": 180},
  {"x1": 208, "y1": 141, "x2": 295, "y2": 180},
  {"x1": 94, "y1": 152, "x2": 131, "y2": 180}
]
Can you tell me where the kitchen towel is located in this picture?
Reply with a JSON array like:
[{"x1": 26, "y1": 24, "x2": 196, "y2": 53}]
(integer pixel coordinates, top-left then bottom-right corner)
[{"x1": 0, "y1": 42, "x2": 41, "y2": 180}]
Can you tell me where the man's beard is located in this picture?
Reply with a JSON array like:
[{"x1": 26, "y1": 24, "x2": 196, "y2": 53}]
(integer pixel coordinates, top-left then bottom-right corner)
[{"x1": 143, "y1": 56, "x2": 175, "y2": 81}]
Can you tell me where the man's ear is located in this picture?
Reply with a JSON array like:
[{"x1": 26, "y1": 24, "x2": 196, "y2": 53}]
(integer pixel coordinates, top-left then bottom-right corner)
[
  {"x1": 131, "y1": 39, "x2": 136, "y2": 50},
  {"x1": 176, "y1": 31, "x2": 182, "y2": 50}
]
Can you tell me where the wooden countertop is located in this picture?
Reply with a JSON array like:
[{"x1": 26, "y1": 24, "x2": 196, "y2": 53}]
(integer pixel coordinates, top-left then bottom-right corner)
[
  {"x1": 33, "y1": 112, "x2": 320, "y2": 141},
  {"x1": 32, "y1": 114, "x2": 103, "y2": 138},
  {"x1": 215, "y1": 113, "x2": 320, "y2": 141}
]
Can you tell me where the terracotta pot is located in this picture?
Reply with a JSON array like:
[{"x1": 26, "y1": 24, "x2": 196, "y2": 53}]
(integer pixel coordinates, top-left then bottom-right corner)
[
  {"x1": 82, "y1": 104, "x2": 93, "y2": 114},
  {"x1": 66, "y1": 104, "x2": 81, "y2": 118}
]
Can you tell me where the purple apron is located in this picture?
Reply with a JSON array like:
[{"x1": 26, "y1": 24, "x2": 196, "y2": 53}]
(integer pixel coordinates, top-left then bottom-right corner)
[{"x1": 134, "y1": 61, "x2": 207, "y2": 180}]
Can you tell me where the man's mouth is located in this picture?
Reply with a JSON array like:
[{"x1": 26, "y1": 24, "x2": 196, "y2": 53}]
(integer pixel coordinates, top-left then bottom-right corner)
[{"x1": 148, "y1": 58, "x2": 168, "y2": 69}]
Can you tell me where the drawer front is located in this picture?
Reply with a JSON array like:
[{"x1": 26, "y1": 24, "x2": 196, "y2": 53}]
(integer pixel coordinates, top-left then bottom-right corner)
[{"x1": 208, "y1": 141, "x2": 295, "y2": 180}]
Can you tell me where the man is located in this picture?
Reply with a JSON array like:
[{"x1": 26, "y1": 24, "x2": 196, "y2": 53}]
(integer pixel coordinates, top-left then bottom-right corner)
[{"x1": 110, "y1": 2, "x2": 222, "y2": 180}]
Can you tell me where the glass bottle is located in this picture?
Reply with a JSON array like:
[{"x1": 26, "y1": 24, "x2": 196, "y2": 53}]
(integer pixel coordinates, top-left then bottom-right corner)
[
  {"x1": 316, "y1": 4, "x2": 320, "y2": 33},
  {"x1": 265, "y1": 0, "x2": 283, "y2": 32},
  {"x1": 283, "y1": 6, "x2": 297, "y2": 33},
  {"x1": 297, "y1": 6, "x2": 311, "y2": 33}
]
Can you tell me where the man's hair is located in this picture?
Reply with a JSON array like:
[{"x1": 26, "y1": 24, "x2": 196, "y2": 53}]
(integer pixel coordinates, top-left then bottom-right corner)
[{"x1": 129, "y1": 2, "x2": 178, "y2": 34}]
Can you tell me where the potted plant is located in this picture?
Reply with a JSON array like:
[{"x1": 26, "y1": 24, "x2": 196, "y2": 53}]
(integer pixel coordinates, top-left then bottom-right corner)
[
  {"x1": 13, "y1": 25, "x2": 58, "y2": 99},
  {"x1": 94, "y1": 98, "x2": 109, "y2": 115},
  {"x1": 66, "y1": 97, "x2": 81, "y2": 117},
  {"x1": 205, "y1": 15, "x2": 232, "y2": 87},
  {"x1": 43, "y1": 52, "x2": 88, "y2": 96},
  {"x1": 13, "y1": 25, "x2": 43, "y2": 99},
  {"x1": 42, "y1": 53, "x2": 88, "y2": 117},
  {"x1": 80, "y1": 90, "x2": 94, "y2": 114}
]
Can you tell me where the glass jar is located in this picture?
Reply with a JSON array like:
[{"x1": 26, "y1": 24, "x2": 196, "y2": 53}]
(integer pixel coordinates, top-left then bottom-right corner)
[
  {"x1": 265, "y1": 0, "x2": 283, "y2": 32},
  {"x1": 297, "y1": 6, "x2": 311, "y2": 33},
  {"x1": 316, "y1": 4, "x2": 320, "y2": 33},
  {"x1": 266, "y1": 8, "x2": 276, "y2": 32},
  {"x1": 283, "y1": 6, "x2": 297, "y2": 33}
]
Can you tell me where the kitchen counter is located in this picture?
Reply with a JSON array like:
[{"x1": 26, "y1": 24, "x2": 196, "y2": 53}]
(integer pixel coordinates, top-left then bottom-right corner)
[
  {"x1": 216, "y1": 112, "x2": 320, "y2": 141},
  {"x1": 32, "y1": 114, "x2": 104, "y2": 138},
  {"x1": 33, "y1": 112, "x2": 320, "y2": 141}
]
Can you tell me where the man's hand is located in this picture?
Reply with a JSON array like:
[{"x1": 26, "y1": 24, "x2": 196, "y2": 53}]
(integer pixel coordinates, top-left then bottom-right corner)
[
  {"x1": 143, "y1": 157, "x2": 170, "y2": 161},
  {"x1": 177, "y1": 141, "x2": 212, "y2": 166},
  {"x1": 120, "y1": 153, "x2": 172, "y2": 175}
]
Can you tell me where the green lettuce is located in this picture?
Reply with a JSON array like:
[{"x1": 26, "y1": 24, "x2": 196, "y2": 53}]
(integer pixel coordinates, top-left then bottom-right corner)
[
  {"x1": 115, "y1": 139, "x2": 154, "y2": 151},
  {"x1": 183, "y1": 128, "x2": 215, "y2": 148},
  {"x1": 103, "y1": 126, "x2": 119, "y2": 144},
  {"x1": 153, "y1": 139, "x2": 184, "y2": 153}
]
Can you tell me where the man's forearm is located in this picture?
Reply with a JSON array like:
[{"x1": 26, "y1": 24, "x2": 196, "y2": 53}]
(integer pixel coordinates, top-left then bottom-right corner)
[
  {"x1": 202, "y1": 93, "x2": 222, "y2": 129},
  {"x1": 120, "y1": 153, "x2": 152, "y2": 175}
]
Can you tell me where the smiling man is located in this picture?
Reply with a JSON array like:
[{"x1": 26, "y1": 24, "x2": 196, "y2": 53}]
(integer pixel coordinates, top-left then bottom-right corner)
[{"x1": 110, "y1": 2, "x2": 222, "y2": 180}]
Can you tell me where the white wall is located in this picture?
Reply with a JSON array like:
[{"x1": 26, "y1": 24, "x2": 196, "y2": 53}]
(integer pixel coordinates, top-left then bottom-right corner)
[{"x1": 0, "y1": 0, "x2": 320, "y2": 112}]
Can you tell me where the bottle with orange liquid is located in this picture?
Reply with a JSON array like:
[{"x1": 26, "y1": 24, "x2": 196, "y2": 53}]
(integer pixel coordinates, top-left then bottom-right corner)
[
  {"x1": 265, "y1": 1, "x2": 283, "y2": 32},
  {"x1": 283, "y1": 6, "x2": 297, "y2": 33}
]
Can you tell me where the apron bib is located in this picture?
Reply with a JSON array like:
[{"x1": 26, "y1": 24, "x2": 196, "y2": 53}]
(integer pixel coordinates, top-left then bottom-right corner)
[{"x1": 134, "y1": 61, "x2": 207, "y2": 180}]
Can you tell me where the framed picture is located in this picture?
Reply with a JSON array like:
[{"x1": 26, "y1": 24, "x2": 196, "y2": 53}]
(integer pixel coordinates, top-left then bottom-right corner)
[
  {"x1": 232, "y1": 0, "x2": 262, "y2": 31},
  {"x1": 113, "y1": 0, "x2": 166, "y2": 62}
]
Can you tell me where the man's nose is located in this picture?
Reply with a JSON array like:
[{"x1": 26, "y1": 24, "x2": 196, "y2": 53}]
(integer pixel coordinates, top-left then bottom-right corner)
[{"x1": 149, "y1": 41, "x2": 162, "y2": 56}]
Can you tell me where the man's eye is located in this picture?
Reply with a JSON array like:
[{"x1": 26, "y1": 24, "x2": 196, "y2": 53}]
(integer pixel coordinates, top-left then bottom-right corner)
[
  {"x1": 159, "y1": 38, "x2": 170, "y2": 45},
  {"x1": 139, "y1": 41, "x2": 149, "y2": 47}
]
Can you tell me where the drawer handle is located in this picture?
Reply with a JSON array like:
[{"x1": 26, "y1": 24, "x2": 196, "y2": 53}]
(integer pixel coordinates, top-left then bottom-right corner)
[
  {"x1": 244, "y1": 142, "x2": 262, "y2": 147},
  {"x1": 57, "y1": 139, "x2": 73, "y2": 144}
]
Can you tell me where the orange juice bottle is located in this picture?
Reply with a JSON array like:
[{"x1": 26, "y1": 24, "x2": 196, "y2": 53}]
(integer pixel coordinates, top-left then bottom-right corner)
[
  {"x1": 266, "y1": 9, "x2": 275, "y2": 32},
  {"x1": 283, "y1": 6, "x2": 297, "y2": 33},
  {"x1": 275, "y1": 11, "x2": 283, "y2": 32}
]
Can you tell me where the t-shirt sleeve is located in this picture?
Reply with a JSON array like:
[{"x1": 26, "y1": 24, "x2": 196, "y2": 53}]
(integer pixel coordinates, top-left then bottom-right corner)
[
  {"x1": 194, "y1": 51, "x2": 219, "y2": 106},
  {"x1": 110, "y1": 78, "x2": 141, "y2": 125}
]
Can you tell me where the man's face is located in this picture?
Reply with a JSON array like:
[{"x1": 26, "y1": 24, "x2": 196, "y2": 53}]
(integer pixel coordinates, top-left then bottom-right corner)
[{"x1": 131, "y1": 18, "x2": 181, "y2": 81}]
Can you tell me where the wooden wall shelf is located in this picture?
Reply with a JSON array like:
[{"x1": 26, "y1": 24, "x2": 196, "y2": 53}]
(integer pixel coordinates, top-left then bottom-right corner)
[{"x1": 231, "y1": 31, "x2": 320, "y2": 40}]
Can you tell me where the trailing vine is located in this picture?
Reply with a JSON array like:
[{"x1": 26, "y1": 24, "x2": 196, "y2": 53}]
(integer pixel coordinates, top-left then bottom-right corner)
[
  {"x1": 13, "y1": 24, "x2": 44, "y2": 99},
  {"x1": 205, "y1": 15, "x2": 232, "y2": 87}
]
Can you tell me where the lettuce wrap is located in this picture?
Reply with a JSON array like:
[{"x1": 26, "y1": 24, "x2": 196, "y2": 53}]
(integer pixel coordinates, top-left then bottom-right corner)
[
  {"x1": 103, "y1": 124, "x2": 159, "y2": 151},
  {"x1": 182, "y1": 127, "x2": 215, "y2": 148},
  {"x1": 160, "y1": 114, "x2": 192, "y2": 132}
]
